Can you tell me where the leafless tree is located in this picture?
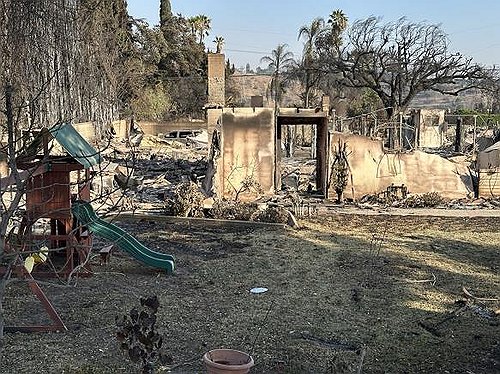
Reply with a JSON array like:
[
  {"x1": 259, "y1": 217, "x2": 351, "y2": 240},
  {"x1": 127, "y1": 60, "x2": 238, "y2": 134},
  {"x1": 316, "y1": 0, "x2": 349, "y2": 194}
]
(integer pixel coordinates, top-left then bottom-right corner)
[{"x1": 330, "y1": 17, "x2": 491, "y2": 120}]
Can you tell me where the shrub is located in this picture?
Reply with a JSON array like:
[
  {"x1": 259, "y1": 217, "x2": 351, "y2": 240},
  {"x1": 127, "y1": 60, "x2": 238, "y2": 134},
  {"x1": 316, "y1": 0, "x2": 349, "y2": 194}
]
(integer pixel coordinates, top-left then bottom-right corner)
[
  {"x1": 402, "y1": 192, "x2": 445, "y2": 208},
  {"x1": 251, "y1": 205, "x2": 289, "y2": 223},
  {"x1": 116, "y1": 296, "x2": 172, "y2": 374},
  {"x1": 211, "y1": 199, "x2": 258, "y2": 221},
  {"x1": 166, "y1": 182, "x2": 205, "y2": 217}
]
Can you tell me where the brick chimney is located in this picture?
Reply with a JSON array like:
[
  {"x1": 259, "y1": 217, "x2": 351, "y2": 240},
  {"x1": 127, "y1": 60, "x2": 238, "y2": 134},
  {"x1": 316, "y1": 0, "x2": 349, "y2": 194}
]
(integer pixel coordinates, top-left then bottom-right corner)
[{"x1": 207, "y1": 53, "x2": 225, "y2": 107}]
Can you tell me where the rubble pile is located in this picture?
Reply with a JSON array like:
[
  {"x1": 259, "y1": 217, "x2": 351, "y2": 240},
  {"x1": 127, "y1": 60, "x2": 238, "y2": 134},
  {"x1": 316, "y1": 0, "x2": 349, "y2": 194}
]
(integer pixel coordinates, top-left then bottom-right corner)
[
  {"x1": 358, "y1": 189, "x2": 500, "y2": 210},
  {"x1": 446, "y1": 197, "x2": 500, "y2": 210},
  {"x1": 91, "y1": 129, "x2": 500, "y2": 218},
  {"x1": 280, "y1": 156, "x2": 316, "y2": 192},
  {"x1": 97, "y1": 134, "x2": 292, "y2": 223},
  {"x1": 90, "y1": 134, "x2": 208, "y2": 212},
  {"x1": 124, "y1": 136, "x2": 206, "y2": 200}
]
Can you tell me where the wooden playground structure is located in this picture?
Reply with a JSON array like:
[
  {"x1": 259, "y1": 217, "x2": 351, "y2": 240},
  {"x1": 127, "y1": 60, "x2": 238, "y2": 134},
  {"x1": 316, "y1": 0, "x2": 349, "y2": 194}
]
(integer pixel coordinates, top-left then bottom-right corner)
[
  {"x1": 2, "y1": 122, "x2": 174, "y2": 333},
  {"x1": 2, "y1": 123, "x2": 101, "y2": 332}
]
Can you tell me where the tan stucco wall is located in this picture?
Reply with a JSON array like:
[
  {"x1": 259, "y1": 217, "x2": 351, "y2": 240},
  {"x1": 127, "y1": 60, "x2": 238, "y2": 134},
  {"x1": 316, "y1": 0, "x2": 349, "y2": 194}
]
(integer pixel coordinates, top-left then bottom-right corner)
[
  {"x1": 111, "y1": 119, "x2": 128, "y2": 138},
  {"x1": 478, "y1": 142, "x2": 500, "y2": 198},
  {"x1": 73, "y1": 120, "x2": 131, "y2": 142},
  {"x1": 478, "y1": 170, "x2": 500, "y2": 198},
  {"x1": 0, "y1": 150, "x2": 7, "y2": 178},
  {"x1": 217, "y1": 108, "x2": 275, "y2": 199},
  {"x1": 73, "y1": 122, "x2": 96, "y2": 143},
  {"x1": 330, "y1": 133, "x2": 472, "y2": 200}
]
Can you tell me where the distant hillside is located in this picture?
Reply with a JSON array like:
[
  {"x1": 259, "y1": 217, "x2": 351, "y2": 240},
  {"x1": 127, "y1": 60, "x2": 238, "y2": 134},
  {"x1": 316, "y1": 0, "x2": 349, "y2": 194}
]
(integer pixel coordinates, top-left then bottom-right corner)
[
  {"x1": 226, "y1": 73, "x2": 302, "y2": 107},
  {"x1": 226, "y1": 73, "x2": 484, "y2": 112},
  {"x1": 410, "y1": 89, "x2": 484, "y2": 111},
  {"x1": 226, "y1": 74, "x2": 271, "y2": 106}
]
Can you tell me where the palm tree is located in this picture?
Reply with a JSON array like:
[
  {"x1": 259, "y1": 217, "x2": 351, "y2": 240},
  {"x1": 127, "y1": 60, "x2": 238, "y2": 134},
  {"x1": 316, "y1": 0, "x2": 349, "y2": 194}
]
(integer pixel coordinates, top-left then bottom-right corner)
[
  {"x1": 261, "y1": 44, "x2": 295, "y2": 156},
  {"x1": 260, "y1": 44, "x2": 294, "y2": 109},
  {"x1": 188, "y1": 16, "x2": 198, "y2": 37},
  {"x1": 213, "y1": 36, "x2": 224, "y2": 53},
  {"x1": 188, "y1": 15, "x2": 211, "y2": 44},
  {"x1": 298, "y1": 17, "x2": 325, "y2": 107},
  {"x1": 198, "y1": 15, "x2": 211, "y2": 43},
  {"x1": 159, "y1": 0, "x2": 172, "y2": 28},
  {"x1": 298, "y1": 18, "x2": 325, "y2": 62},
  {"x1": 327, "y1": 9, "x2": 348, "y2": 48}
]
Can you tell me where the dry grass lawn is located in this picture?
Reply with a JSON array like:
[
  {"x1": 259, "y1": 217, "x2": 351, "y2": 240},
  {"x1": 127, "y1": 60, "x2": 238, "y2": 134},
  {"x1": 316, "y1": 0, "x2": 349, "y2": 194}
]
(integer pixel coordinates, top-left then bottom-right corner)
[{"x1": 1, "y1": 213, "x2": 499, "y2": 373}]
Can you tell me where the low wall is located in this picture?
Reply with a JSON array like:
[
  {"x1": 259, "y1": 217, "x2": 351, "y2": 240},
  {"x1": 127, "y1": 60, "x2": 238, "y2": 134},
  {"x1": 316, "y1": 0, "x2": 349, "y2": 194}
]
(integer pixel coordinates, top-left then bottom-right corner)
[
  {"x1": 330, "y1": 133, "x2": 472, "y2": 200},
  {"x1": 73, "y1": 122, "x2": 96, "y2": 143},
  {"x1": 0, "y1": 151, "x2": 7, "y2": 178},
  {"x1": 138, "y1": 120, "x2": 206, "y2": 136},
  {"x1": 111, "y1": 119, "x2": 128, "y2": 139}
]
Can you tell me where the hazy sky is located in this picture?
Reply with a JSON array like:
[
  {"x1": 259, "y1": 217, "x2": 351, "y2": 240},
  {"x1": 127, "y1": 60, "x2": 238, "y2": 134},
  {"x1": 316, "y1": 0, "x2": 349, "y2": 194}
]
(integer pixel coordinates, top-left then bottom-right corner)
[{"x1": 127, "y1": 0, "x2": 500, "y2": 69}]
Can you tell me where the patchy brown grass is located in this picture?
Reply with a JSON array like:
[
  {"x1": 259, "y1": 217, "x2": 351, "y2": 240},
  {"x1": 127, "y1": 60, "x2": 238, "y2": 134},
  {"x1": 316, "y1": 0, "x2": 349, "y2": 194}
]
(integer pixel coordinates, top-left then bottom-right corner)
[{"x1": 1, "y1": 213, "x2": 499, "y2": 373}]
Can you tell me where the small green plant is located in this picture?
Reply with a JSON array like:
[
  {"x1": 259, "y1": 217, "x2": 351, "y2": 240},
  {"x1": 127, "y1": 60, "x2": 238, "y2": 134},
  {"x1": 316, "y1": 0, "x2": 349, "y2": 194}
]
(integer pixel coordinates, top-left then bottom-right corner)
[{"x1": 116, "y1": 296, "x2": 172, "y2": 374}]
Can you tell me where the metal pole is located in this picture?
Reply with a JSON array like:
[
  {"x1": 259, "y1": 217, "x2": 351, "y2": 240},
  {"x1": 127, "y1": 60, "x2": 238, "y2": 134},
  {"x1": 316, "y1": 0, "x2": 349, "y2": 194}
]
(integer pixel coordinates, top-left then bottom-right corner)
[
  {"x1": 473, "y1": 115, "x2": 477, "y2": 153},
  {"x1": 455, "y1": 116, "x2": 462, "y2": 153},
  {"x1": 399, "y1": 112, "x2": 403, "y2": 150}
]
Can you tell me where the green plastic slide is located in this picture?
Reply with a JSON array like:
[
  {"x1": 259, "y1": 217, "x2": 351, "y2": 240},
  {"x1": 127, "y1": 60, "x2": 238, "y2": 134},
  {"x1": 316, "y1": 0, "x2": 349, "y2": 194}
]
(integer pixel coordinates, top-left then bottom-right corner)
[{"x1": 71, "y1": 200, "x2": 174, "y2": 274}]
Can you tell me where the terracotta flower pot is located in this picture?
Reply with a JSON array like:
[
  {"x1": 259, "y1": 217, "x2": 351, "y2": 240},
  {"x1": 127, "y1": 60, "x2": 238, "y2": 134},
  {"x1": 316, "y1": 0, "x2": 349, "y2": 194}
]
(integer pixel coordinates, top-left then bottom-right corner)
[{"x1": 203, "y1": 348, "x2": 254, "y2": 374}]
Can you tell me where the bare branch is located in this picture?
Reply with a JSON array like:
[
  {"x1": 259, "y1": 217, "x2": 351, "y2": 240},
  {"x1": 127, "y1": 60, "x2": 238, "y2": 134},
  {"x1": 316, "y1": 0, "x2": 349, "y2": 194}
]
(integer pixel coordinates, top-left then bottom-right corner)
[{"x1": 326, "y1": 17, "x2": 491, "y2": 119}]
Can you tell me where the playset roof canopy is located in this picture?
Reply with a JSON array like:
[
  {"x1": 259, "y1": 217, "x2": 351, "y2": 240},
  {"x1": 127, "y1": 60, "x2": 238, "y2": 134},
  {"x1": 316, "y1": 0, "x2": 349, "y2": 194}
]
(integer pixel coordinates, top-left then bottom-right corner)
[{"x1": 17, "y1": 122, "x2": 101, "y2": 168}]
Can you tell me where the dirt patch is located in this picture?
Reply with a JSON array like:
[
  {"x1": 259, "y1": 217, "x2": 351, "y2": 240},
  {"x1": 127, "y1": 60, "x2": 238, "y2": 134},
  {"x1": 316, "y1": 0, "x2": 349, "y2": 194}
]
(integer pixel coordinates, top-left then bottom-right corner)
[{"x1": 1, "y1": 214, "x2": 499, "y2": 373}]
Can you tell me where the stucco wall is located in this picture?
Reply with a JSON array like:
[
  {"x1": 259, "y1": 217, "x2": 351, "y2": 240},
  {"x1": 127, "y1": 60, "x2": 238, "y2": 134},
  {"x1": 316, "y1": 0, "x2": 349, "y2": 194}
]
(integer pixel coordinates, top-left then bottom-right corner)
[
  {"x1": 137, "y1": 120, "x2": 206, "y2": 135},
  {"x1": 0, "y1": 150, "x2": 7, "y2": 178},
  {"x1": 111, "y1": 119, "x2": 128, "y2": 138},
  {"x1": 478, "y1": 142, "x2": 500, "y2": 198},
  {"x1": 217, "y1": 108, "x2": 275, "y2": 199},
  {"x1": 73, "y1": 122, "x2": 96, "y2": 143},
  {"x1": 478, "y1": 170, "x2": 500, "y2": 198},
  {"x1": 330, "y1": 133, "x2": 472, "y2": 200}
]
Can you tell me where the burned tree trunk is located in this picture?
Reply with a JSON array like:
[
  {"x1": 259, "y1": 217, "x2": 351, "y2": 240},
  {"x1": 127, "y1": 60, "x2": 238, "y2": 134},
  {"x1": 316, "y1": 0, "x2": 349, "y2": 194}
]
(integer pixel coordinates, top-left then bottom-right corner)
[
  {"x1": 455, "y1": 117, "x2": 463, "y2": 153},
  {"x1": 0, "y1": 82, "x2": 25, "y2": 348}
]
